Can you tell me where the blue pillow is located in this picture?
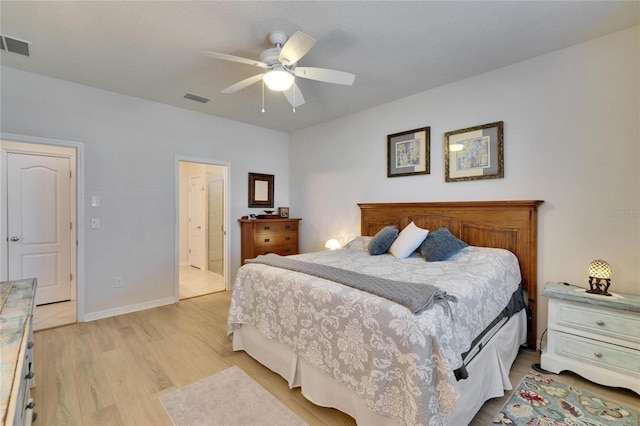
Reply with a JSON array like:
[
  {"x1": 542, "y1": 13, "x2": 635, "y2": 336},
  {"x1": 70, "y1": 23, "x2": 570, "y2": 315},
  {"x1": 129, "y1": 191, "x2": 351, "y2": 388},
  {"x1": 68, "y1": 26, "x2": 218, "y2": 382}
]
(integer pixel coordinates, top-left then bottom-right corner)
[
  {"x1": 419, "y1": 228, "x2": 468, "y2": 261},
  {"x1": 368, "y1": 226, "x2": 399, "y2": 255}
]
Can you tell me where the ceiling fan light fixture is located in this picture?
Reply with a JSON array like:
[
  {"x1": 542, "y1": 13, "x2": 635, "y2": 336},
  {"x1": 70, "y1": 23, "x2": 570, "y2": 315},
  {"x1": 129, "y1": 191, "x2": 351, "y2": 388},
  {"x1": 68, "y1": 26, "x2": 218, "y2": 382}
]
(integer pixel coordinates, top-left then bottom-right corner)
[{"x1": 263, "y1": 68, "x2": 294, "y2": 91}]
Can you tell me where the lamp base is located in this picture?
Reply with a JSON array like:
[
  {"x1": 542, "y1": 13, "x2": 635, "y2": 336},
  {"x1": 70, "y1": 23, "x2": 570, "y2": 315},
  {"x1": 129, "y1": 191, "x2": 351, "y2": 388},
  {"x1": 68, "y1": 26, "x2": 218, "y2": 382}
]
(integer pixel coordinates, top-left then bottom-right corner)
[{"x1": 585, "y1": 289, "x2": 612, "y2": 297}]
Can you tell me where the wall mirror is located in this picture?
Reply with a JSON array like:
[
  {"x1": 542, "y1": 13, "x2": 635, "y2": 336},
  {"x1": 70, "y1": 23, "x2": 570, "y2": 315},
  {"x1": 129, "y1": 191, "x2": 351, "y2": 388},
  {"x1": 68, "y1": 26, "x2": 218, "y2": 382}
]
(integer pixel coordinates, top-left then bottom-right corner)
[{"x1": 248, "y1": 172, "x2": 274, "y2": 208}]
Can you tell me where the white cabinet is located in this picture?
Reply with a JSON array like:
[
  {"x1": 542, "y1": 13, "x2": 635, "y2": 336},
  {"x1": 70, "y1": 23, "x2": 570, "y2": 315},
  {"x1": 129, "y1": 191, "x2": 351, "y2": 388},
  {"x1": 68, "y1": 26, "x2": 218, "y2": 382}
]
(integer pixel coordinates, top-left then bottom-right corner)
[
  {"x1": 1, "y1": 279, "x2": 37, "y2": 425},
  {"x1": 541, "y1": 282, "x2": 640, "y2": 394}
]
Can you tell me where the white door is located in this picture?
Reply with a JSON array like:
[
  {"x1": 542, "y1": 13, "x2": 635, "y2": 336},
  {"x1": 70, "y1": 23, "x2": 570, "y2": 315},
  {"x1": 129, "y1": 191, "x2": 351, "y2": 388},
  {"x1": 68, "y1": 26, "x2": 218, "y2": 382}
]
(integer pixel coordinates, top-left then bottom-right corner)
[
  {"x1": 208, "y1": 178, "x2": 224, "y2": 275},
  {"x1": 188, "y1": 175, "x2": 206, "y2": 269},
  {"x1": 7, "y1": 153, "x2": 72, "y2": 305}
]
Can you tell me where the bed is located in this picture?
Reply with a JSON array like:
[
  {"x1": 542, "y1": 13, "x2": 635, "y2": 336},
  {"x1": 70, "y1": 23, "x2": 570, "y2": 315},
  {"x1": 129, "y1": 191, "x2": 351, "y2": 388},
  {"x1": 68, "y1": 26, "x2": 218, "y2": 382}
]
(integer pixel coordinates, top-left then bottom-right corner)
[{"x1": 228, "y1": 200, "x2": 543, "y2": 425}]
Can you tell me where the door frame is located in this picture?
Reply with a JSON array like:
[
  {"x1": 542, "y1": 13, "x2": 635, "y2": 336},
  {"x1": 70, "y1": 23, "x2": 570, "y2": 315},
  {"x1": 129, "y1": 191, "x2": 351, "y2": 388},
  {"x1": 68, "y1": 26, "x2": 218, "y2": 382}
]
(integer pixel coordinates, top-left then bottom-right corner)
[
  {"x1": 1, "y1": 132, "x2": 85, "y2": 320},
  {"x1": 175, "y1": 156, "x2": 230, "y2": 301}
]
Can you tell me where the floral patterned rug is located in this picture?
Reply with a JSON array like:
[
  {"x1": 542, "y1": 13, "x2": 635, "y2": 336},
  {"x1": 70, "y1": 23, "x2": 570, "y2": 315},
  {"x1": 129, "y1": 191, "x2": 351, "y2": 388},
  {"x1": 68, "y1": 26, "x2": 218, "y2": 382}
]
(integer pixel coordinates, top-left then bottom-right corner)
[{"x1": 492, "y1": 371, "x2": 638, "y2": 426}]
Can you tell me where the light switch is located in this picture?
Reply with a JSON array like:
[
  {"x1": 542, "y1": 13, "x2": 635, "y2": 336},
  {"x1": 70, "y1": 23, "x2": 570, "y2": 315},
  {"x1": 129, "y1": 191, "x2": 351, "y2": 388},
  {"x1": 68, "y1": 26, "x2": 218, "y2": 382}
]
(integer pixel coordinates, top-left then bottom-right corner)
[
  {"x1": 91, "y1": 196, "x2": 101, "y2": 207},
  {"x1": 91, "y1": 218, "x2": 100, "y2": 229}
]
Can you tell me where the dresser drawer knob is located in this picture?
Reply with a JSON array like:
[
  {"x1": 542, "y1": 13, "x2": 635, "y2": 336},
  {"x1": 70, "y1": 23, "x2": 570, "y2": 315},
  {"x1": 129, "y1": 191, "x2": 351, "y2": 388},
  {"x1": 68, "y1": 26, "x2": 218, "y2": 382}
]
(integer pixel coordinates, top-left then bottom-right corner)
[
  {"x1": 593, "y1": 352, "x2": 602, "y2": 358},
  {"x1": 264, "y1": 226, "x2": 270, "y2": 230},
  {"x1": 264, "y1": 238, "x2": 270, "y2": 242},
  {"x1": 25, "y1": 371, "x2": 35, "y2": 380},
  {"x1": 595, "y1": 320, "x2": 605, "y2": 326}
]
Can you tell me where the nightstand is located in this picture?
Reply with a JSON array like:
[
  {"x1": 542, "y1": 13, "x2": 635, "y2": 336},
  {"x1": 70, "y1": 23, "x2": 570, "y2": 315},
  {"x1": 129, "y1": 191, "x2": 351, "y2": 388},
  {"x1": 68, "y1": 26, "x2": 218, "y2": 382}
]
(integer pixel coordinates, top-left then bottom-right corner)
[{"x1": 541, "y1": 282, "x2": 640, "y2": 394}]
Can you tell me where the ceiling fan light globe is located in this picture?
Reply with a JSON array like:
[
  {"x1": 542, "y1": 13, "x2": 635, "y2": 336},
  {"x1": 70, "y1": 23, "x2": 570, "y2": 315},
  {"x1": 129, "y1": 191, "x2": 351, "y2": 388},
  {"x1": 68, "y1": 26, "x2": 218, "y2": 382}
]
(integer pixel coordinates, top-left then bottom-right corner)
[{"x1": 264, "y1": 69, "x2": 294, "y2": 91}]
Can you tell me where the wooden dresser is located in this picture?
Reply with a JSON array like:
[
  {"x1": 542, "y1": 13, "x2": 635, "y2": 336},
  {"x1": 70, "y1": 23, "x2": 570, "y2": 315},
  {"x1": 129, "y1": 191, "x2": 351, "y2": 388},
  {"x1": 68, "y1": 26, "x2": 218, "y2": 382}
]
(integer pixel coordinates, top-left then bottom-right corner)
[
  {"x1": 1, "y1": 279, "x2": 37, "y2": 426},
  {"x1": 239, "y1": 217, "x2": 302, "y2": 264},
  {"x1": 541, "y1": 282, "x2": 640, "y2": 394}
]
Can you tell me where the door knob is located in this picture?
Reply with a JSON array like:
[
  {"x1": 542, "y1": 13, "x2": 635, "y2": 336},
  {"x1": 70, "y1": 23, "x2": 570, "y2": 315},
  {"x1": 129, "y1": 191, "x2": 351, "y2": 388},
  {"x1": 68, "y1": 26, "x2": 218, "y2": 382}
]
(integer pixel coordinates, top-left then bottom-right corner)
[{"x1": 10, "y1": 236, "x2": 19, "y2": 241}]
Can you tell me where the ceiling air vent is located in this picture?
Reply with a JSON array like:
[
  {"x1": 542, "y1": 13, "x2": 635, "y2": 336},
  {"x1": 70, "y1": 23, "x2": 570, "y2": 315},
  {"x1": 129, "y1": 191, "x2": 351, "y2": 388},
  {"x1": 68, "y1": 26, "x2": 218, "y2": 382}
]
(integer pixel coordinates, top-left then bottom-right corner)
[
  {"x1": 0, "y1": 35, "x2": 31, "y2": 57},
  {"x1": 184, "y1": 93, "x2": 210, "y2": 103}
]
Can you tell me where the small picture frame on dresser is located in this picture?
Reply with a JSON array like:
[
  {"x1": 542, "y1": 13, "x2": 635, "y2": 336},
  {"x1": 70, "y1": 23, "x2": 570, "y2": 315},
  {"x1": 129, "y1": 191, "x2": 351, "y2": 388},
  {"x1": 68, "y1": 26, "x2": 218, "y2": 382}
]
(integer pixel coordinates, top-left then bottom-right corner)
[{"x1": 278, "y1": 207, "x2": 289, "y2": 218}]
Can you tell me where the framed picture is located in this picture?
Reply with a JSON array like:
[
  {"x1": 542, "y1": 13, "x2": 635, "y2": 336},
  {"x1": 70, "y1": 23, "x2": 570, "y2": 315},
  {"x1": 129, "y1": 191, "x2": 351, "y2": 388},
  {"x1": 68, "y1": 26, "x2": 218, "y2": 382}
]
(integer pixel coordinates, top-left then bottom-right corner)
[
  {"x1": 444, "y1": 121, "x2": 504, "y2": 182},
  {"x1": 387, "y1": 127, "x2": 430, "y2": 177},
  {"x1": 248, "y1": 172, "x2": 274, "y2": 208},
  {"x1": 278, "y1": 207, "x2": 289, "y2": 218}
]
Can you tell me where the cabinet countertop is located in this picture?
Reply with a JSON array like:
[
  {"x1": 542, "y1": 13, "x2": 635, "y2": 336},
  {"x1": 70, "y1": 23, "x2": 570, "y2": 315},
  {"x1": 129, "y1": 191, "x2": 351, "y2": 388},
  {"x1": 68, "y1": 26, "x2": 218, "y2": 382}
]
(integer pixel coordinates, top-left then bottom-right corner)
[
  {"x1": 1, "y1": 279, "x2": 37, "y2": 424},
  {"x1": 543, "y1": 281, "x2": 640, "y2": 312}
]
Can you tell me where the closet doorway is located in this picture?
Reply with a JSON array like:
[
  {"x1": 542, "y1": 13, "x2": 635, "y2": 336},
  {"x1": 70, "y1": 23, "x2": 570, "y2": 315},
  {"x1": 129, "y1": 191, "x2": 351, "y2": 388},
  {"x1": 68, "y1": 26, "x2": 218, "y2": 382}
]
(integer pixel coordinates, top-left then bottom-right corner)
[{"x1": 177, "y1": 160, "x2": 228, "y2": 299}]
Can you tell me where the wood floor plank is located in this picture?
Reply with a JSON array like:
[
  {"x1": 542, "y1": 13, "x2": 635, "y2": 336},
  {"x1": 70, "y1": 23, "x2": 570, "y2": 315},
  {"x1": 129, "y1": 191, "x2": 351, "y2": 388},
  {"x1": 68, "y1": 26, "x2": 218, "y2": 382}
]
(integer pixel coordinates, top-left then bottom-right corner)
[{"x1": 31, "y1": 291, "x2": 638, "y2": 426}]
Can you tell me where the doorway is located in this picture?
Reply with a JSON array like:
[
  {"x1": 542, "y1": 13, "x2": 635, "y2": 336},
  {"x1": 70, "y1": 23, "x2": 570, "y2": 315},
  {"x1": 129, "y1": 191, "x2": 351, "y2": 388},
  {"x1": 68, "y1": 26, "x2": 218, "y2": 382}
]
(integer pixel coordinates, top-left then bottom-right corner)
[
  {"x1": 1, "y1": 138, "x2": 79, "y2": 330},
  {"x1": 177, "y1": 160, "x2": 228, "y2": 299}
]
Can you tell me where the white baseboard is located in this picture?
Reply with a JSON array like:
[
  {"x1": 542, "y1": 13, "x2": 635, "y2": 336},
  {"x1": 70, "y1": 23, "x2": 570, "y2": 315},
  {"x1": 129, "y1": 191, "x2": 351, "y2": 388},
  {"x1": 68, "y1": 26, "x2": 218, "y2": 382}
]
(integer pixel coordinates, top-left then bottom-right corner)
[{"x1": 82, "y1": 296, "x2": 175, "y2": 322}]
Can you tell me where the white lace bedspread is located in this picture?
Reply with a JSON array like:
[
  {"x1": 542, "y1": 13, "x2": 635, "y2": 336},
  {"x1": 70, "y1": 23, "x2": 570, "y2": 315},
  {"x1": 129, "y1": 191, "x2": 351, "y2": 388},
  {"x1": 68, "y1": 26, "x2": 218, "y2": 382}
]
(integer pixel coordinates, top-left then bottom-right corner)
[{"x1": 228, "y1": 238, "x2": 521, "y2": 425}]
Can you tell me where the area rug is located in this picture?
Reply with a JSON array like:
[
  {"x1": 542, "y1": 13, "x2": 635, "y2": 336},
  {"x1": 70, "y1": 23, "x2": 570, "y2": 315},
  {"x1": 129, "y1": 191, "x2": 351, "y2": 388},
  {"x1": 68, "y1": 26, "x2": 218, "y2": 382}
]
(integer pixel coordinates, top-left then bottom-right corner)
[
  {"x1": 492, "y1": 371, "x2": 638, "y2": 426},
  {"x1": 160, "y1": 366, "x2": 308, "y2": 426}
]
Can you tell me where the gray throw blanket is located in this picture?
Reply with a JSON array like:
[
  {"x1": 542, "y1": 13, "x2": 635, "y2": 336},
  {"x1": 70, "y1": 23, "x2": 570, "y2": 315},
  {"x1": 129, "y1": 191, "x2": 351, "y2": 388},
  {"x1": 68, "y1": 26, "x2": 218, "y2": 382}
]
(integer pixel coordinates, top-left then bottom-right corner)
[{"x1": 246, "y1": 254, "x2": 457, "y2": 314}]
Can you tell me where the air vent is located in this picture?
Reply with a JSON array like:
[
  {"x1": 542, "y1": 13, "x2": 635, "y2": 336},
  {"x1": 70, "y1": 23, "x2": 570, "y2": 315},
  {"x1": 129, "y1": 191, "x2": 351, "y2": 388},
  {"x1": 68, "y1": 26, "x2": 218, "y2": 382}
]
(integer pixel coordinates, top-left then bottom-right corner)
[
  {"x1": 0, "y1": 35, "x2": 31, "y2": 57},
  {"x1": 184, "y1": 93, "x2": 210, "y2": 103}
]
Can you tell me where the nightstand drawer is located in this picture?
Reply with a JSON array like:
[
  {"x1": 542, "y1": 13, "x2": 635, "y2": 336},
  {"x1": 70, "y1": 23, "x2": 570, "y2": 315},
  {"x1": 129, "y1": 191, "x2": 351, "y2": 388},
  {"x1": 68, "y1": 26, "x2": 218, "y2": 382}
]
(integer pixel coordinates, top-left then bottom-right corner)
[
  {"x1": 554, "y1": 301, "x2": 640, "y2": 344},
  {"x1": 554, "y1": 332, "x2": 640, "y2": 376}
]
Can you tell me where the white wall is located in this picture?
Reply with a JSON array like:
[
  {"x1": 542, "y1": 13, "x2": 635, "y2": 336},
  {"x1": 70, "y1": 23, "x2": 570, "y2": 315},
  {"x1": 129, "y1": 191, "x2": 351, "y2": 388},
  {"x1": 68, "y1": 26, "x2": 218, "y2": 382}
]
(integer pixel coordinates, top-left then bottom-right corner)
[
  {"x1": 290, "y1": 27, "x2": 639, "y2": 341},
  {"x1": 1, "y1": 67, "x2": 289, "y2": 317}
]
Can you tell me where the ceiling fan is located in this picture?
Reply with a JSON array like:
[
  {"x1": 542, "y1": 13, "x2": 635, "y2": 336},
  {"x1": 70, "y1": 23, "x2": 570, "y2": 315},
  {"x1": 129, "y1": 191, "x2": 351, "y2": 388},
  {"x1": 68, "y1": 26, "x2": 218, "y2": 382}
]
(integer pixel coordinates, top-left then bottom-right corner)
[{"x1": 201, "y1": 30, "x2": 356, "y2": 109}]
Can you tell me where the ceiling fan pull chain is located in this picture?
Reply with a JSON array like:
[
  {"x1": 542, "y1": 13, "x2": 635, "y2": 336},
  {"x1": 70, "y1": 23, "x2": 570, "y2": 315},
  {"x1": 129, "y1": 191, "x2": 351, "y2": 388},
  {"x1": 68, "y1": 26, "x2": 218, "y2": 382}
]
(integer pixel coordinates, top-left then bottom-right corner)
[
  {"x1": 293, "y1": 81, "x2": 296, "y2": 113},
  {"x1": 261, "y1": 79, "x2": 265, "y2": 113}
]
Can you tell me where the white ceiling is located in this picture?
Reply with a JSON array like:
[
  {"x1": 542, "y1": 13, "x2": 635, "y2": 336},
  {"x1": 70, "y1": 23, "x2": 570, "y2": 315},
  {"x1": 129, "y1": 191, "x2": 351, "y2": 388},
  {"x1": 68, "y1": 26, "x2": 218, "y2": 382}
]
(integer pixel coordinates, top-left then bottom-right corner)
[{"x1": 1, "y1": 1, "x2": 638, "y2": 133}]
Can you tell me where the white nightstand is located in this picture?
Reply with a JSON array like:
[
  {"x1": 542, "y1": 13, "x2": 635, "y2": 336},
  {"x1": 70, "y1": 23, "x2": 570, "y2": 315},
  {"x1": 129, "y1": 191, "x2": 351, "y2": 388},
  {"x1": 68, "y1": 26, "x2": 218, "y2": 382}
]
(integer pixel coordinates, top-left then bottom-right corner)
[{"x1": 541, "y1": 282, "x2": 640, "y2": 395}]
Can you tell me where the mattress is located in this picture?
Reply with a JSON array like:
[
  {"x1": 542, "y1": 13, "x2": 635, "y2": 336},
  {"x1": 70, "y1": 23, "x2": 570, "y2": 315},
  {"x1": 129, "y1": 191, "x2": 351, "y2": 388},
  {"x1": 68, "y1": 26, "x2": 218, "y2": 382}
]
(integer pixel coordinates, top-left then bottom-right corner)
[{"x1": 228, "y1": 238, "x2": 523, "y2": 424}]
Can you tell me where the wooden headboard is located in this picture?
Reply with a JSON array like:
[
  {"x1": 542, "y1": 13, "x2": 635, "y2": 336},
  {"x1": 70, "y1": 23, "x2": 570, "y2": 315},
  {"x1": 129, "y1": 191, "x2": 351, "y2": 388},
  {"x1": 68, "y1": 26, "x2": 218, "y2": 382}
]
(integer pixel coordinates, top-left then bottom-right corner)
[{"x1": 358, "y1": 200, "x2": 543, "y2": 349}]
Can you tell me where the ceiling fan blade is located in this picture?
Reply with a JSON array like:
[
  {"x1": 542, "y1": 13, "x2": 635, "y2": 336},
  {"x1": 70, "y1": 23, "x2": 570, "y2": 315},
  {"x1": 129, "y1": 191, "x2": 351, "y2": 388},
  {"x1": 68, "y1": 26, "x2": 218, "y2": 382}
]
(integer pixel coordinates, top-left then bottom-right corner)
[
  {"x1": 294, "y1": 67, "x2": 355, "y2": 85},
  {"x1": 201, "y1": 51, "x2": 269, "y2": 68},
  {"x1": 221, "y1": 74, "x2": 264, "y2": 94},
  {"x1": 283, "y1": 83, "x2": 305, "y2": 107},
  {"x1": 279, "y1": 31, "x2": 316, "y2": 66}
]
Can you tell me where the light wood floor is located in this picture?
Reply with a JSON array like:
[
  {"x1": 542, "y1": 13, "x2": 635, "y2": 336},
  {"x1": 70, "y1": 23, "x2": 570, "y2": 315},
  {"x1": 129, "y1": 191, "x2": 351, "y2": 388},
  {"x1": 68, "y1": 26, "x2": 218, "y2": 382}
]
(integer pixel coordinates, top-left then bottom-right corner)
[
  {"x1": 32, "y1": 266, "x2": 226, "y2": 331},
  {"x1": 32, "y1": 291, "x2": 639, "y2": 426}
]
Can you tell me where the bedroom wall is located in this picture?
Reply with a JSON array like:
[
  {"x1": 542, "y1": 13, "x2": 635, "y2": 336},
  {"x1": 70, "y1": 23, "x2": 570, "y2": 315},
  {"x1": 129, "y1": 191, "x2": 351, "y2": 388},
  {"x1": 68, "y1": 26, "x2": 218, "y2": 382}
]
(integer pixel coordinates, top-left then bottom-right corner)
[
  {"x1": 1, "y1": 67, "x2": 289, "y2": 318},
  {"x1": 289, "y1": 26, "x2": 639, "y2": 342}
]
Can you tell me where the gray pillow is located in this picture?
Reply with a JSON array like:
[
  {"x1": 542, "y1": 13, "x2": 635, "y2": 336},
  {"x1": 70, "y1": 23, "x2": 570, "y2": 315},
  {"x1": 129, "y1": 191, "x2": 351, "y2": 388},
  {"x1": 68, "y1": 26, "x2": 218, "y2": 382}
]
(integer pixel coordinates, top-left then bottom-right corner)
[
  {"x1": 368, "y1": 226, "x2": 399, "y2": 255},
  {"x1": 419, "y1": 228, "x2": 468, "y2": 261}
]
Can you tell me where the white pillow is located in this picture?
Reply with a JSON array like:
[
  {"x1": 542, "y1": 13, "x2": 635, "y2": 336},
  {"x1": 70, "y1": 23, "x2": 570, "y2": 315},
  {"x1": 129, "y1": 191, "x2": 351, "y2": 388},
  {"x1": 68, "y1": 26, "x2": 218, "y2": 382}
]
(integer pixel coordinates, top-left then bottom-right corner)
[{"x1": 388, "y1": 222, "x2": 429, "y2": 258}]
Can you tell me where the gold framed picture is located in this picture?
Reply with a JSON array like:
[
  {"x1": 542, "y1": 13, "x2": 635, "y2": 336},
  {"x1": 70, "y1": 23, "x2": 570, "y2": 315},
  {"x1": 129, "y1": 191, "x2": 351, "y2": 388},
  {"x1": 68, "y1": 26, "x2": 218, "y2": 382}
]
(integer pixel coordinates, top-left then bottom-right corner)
[{"x1": 444, "y1": 121, "x2": 503, "y2": 182}]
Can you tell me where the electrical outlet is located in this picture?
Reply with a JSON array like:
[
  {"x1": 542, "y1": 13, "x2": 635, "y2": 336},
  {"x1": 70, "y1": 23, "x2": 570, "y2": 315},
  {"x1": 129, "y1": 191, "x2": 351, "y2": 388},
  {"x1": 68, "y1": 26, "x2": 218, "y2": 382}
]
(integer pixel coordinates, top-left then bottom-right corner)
[
  {"x1": 91, "y1": 218, "x2": 101, "y2": 229},
  {"x1": 115, "y1": 277, "x2": 123, "y2": 288}
]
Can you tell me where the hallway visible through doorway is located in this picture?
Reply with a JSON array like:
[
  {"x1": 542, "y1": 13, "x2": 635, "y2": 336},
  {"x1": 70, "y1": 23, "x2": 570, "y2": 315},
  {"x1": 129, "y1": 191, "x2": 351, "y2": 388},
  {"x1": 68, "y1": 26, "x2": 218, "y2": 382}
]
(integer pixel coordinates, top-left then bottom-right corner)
[{"x1": 178, "y1": 160, "x2": 227, "y2": 299}]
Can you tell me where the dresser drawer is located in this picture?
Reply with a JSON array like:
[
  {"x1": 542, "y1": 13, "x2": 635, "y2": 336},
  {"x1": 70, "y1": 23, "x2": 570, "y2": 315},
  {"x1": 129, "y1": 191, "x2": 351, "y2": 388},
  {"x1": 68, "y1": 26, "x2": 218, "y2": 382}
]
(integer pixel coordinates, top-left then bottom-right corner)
[
  {"x1": 254, "y1": 221, "x2": 298, "y2": 234},
  {"x1": 553, "y1": 301, "x2": 640, "y2": 344},
  {"x1": 254, "y1": 232, "x2": 296, "y2": 247},
  {"x1": 255, "y1": 244, "x2": 298, "y2": 257},
  {"x1": 554, "y1": 332, "x2": 640, "y2": 377}
]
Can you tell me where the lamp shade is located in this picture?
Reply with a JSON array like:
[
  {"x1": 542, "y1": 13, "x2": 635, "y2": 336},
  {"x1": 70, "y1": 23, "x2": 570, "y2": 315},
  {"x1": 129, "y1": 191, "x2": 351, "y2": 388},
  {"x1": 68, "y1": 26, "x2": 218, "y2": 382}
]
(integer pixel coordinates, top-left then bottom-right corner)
[
  {"x1": 263, "y1": 68, "x2": 294, "y2": 91},
  {"x1": 588, "y1": 259, "x2": 612, "y2": 279},
  {"x1": 325, "y1": 239, "x2": 341, "y2": 250}
]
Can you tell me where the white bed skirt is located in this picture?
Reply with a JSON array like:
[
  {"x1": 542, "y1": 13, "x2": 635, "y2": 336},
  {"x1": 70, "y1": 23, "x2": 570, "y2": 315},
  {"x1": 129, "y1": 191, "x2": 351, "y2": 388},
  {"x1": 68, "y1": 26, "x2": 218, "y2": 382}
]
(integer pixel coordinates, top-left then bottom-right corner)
[{"x1": 232, "y1": 310, "x2": 527, "y2": 425}]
